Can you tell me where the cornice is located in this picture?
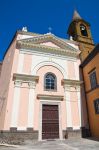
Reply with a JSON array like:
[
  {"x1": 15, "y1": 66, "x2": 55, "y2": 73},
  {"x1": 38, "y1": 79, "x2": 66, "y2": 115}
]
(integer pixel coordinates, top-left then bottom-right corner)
[
  {"x1": 17, "y1": 30, "x2": 42, "y2": 37},
  {"x1": 13, "y1": 73, "x2": 39, "y2": 82},
  {"x1": 17, "y1": 41, "x2": 79, "y2": 58},
  {"x1": 37, "y1": 94, "x2": 64, "y2": 101},
  {"x1": 61, "y1": 38, "x2": 79, "y2": 46},
  {"x1": 18, "y1": 33, "x2": 78, "y2": 51},
  {"x1": 62, "y1": 79, "x2": 83, "y2": 86}
]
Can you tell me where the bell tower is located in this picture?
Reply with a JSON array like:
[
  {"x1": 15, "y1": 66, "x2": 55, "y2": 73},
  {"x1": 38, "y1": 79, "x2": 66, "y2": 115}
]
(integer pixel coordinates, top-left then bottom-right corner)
[{"x1": 67, "y1": 10, "x2": 95, "y2": 62}]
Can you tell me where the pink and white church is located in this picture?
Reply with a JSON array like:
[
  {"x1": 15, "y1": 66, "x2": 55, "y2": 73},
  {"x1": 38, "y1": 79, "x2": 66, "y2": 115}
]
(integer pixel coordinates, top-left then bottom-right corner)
[{"x1": 0, "y1": 27, "x2": 88, "y2": 140}]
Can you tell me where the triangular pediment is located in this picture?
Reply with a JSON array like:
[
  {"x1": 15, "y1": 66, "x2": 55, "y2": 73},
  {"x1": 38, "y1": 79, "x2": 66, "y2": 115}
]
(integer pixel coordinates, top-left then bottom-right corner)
[
  {"x1": 39, "y1": 41, "x2": 60, "y2": 48},
  {"x1": 18, "y1": 33, "x2": 78, "y2": 51}
]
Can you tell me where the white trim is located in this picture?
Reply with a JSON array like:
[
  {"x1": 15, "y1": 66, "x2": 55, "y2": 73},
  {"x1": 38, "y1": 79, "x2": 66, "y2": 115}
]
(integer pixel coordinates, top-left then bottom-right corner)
[
  {"x1": 18, "y1": 39, "x2": 78, "y2": 58},
  {"x1": 11, "y1": 86, "x2": 21, "y2": 127},
  {"x1": 20, "y1": 49, "x2": 77, "y2": 61},
  {"x1": 18, "y1": 33, "x2": 78, "y2": 52},
  {"x1": 77, "y1": 87, "x2": 81, "y2": 127},
  {"x1": 39, "y1": 100, "x2": 63, "y2": 141},
  {"x1": 31, "y1": 61, "x2": 67, "y2": 79},
  {"x1": 27, "y1": 83, "x2": 36, "y2": 128},
  {"x1": 17, "y1": 53, "x2": 24, "y2": 73}
]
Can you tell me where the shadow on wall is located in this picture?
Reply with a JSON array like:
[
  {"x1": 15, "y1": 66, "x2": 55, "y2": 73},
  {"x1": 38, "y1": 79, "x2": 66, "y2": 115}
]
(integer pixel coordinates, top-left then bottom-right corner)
[
  {"x1": 0, "y1": 62, "x2": 2, "y2": 76},
  {"x1": 79, "y1": 66, "x2": 91, "y2": 138}
]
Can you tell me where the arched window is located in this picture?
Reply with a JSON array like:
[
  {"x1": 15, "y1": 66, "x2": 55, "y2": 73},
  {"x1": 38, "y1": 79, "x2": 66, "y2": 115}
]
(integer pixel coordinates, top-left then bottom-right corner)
[
  {"x1": 80, "y1": 24, "x2": 88, "y2": 37},
  {"x1": 44, "y1": 73, "x2": 57, "y2": 90}
]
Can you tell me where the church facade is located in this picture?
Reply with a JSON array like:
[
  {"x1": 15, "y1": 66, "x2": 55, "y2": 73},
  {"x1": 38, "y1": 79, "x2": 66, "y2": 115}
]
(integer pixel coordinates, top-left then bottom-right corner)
[{"x1": 0, "y1": 10, "x2": 94, "y2": 140}]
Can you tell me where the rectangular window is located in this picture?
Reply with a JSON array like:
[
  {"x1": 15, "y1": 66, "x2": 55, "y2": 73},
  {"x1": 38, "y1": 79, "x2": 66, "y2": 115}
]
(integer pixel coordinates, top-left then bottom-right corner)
[
  {"x1": 89, "y1": 71, "x2": 97, "y2": 89},
  {"x1": 94, "y1": 99, "x2": 99, "y2": 114}
]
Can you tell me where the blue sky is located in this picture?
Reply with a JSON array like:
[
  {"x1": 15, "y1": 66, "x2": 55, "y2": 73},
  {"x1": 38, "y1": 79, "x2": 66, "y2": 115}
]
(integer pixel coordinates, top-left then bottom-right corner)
[{"x1": 0, "y1": 0, "x2": 99, "y2": 61}]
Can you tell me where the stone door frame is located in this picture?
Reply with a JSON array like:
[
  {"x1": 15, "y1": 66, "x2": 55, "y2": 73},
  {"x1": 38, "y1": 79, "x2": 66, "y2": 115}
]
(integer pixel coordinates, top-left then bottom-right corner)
[{"x1": 39, "y1": 100, "x2": 63, "y2": 141}]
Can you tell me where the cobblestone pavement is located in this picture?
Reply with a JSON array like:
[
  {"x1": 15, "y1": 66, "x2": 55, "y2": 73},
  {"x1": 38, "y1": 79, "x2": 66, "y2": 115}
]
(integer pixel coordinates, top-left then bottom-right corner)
[{"x1": 0, "y1": 138, "x2": 99, "y2": 150}]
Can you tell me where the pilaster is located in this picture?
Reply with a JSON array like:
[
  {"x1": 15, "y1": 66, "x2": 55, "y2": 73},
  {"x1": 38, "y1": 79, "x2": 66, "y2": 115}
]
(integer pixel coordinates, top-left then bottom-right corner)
[
  {"x1": 11, "y1": 81, "x2": 22, "y2": 127},
  {"x1": 27, "y1": 81, "x2": 36, "y2": 128},
  {"x1": 64, "y1": 85, "x2": 72, "y2": 128}
]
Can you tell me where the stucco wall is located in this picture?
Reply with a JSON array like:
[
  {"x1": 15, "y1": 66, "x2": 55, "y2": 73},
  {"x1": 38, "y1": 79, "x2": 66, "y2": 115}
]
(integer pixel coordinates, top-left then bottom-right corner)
[
  {"x1": 0, "y1": 39, "x2": 17, "y2": 130},
  {"x1": 0, "y1": 63, "x2": 2, "y2": 76},
  {"x1": 0, "y1": 33, "x2": 82, "y2": 132},
  {"x1": 83, "y1": 53, "x2": 99, "y2": 137}
]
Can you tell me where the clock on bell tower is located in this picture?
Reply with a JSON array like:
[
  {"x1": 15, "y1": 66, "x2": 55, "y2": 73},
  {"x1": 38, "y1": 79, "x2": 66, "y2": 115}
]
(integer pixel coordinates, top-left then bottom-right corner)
[{"x1": 67, "y1": 10, "x2": 95, "y2": 62}]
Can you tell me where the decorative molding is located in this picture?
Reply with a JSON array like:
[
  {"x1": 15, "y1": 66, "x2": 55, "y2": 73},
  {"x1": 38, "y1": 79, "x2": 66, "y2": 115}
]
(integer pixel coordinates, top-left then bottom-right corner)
[
  {"x1": 16, "y1": 40, "x2": 79, "y2": 58},
  {"x1": 37, "y1": 94, "x2": 64, "y2": 101},
  {"x1": 76, "y1": 86, "x2": 80, "y2": 92},
  {"x1": 14, "y1": 81, "x2": 22, "y2": 87},
  {"x1": 31, "y1": 61, "x2": 67, "y2": 78},
  {"x1": 62, "y1": 79, "x2": 83, "y2": 86},
  {"x1": 64, "y1": 85, "x2": 70, "y2": 91},
  {"x1": 17, "y1": 33, "x2": 78, "y2": 51},
  {"x1": 63, "y1": 84, "x2": 81, "y2": 92},
  {"x1": 28, "y1": 82, "x2": 36, "y2": 89},
  {"x1": 13, "y1": 73, "x2": 39, "y2": 82},
  {"x1": 20, "y1": 49, "x2": 78, "y2": 62}
]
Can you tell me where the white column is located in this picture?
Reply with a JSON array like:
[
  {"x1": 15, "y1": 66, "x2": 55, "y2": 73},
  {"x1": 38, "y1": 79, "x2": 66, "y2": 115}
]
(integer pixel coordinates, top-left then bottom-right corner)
[
  {"x1": 11, "y1": 81, "x2": 21, "y2": 127},
  {"x1": 27, "y1": 82, "x2": 36, "y2": 128},
  {"x1": 77, "y1": 86, "x2": 81, "y2": 127},
  {"x1": 64, "y1": 86, "x2": 72, "y2": 128}
]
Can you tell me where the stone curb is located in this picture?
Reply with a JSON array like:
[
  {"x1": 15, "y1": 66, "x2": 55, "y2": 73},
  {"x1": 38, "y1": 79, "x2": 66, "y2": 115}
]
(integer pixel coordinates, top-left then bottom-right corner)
[{"x1": 0, "y1": 143, "x2": 20, "y2": 148}]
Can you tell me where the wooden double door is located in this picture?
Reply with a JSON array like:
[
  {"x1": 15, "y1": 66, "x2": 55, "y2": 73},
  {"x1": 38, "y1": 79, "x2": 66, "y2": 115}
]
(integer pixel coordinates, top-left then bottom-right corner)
[{"x1": 42, "y1": 104, "x2": 59, "y2": 139}]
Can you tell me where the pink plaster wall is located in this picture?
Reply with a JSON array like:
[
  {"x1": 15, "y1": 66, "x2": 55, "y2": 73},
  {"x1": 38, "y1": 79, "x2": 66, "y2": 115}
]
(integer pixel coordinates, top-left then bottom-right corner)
[
  {"x1": 70, "y1": 87, "x2": 80, "y2": 127},
  {"x1": 0, "y1": 38, "x2": 17, "y2": 130},
  {"x1": 68, "y1": 61, "x2": 76, "y2": 79},
  {"x1": 4, "y1": 49, "x2": 20, "y2": 130},
  {"x1": 40, "y1": 42, "x2": 60, "y2": 48},
  {"x1": 23, "y1": 54, "x2": 32, "y2": 74},
  {"x1": 18, "y1": 85, "x2": 29, "y2": 127},
  {"x1": 61, "y1": 101, "x2": 67, "y2": 129},
  {"x1": 34, "y1": 99, "x2": 39, "y2": 130}
]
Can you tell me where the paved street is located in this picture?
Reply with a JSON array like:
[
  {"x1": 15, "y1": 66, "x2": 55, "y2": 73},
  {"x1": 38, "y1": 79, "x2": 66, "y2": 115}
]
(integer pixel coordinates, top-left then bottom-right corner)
[{"x1": 0, "y1": 138, "x2": 99, "y2": 150}]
